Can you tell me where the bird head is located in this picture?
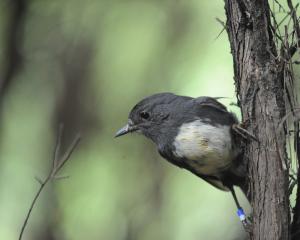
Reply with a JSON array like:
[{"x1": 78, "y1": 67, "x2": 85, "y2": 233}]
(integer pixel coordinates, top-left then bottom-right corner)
[{"x1": 115, "y1": 93, "x2": 184, "y2": 143}]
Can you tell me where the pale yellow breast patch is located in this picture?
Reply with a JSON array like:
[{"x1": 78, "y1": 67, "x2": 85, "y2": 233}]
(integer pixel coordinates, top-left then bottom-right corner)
[{"x1": 173, "y1": 120, "x2": 235, "y2": 175}]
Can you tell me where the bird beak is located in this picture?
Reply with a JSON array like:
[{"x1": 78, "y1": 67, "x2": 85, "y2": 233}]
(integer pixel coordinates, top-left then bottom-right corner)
[{"x1": 115, "y1": 123, "x2": 137, "y2": 137}]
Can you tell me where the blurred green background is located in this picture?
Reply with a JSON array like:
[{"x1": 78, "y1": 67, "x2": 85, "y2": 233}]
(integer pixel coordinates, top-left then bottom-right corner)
[{"x1": 0, "y1": 0, "x2": 255, "y2": 239}]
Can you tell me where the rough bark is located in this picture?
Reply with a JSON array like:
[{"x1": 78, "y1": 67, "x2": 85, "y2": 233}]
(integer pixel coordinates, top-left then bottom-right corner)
[{"x1": 224, "y1": 1, "x2": 290, "y2": 239}]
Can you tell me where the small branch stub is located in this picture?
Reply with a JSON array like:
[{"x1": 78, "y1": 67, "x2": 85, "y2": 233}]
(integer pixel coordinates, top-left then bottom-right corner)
[{"x1": 18, "y1": 126, "x2": 81, "y2": 240}]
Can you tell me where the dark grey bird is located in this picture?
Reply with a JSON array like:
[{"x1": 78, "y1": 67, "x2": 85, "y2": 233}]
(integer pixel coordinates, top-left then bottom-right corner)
[{"x1": 115, "y1": 92, "x2": 248, "y2": 224}]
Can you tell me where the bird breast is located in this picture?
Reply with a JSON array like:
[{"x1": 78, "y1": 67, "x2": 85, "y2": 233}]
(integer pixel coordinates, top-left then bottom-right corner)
[{"x1": 173, "y1": 120, "x2": 236, "y2": 176}]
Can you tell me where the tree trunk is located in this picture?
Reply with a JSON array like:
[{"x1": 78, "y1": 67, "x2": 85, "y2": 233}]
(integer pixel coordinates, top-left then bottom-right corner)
[{"x1": 224, "y1": 1, "x2": 290, "y2": 239}]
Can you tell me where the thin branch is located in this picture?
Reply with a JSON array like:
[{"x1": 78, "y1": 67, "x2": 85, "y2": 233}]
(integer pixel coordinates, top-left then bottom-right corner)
[
  {"x1": 287, "y1": 1, "x2": 300, "y2": 39},
  {"x1": 55, "y1": 133, "x2": 81, "y2": 174},
  {"x1": 19, "y1": 175, "x2": 51, "y2": 240},
  {"x1": 287, "y1": 0, "x2": 300, "y2": 56},
  {"x1": 18, "y1": 128, "x2": 81, "y2": 240},
  {"x1": 274, "y1": 0, "x2": 287, "y2": 12},
  {"x1": 53, "y1": 123, "x2": 63, "y2": 169},
  {"x1": 214, "y1": 18, "x2": 226, "y2": 40}
]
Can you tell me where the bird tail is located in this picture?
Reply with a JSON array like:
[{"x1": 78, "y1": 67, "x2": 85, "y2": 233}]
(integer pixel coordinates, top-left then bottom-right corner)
[
  {"x1": 227, "y1": 152, "x2": 251, "y2": 202},
  {"x1": 237, "y1": 178, "x2": 250, "y2": 202}
]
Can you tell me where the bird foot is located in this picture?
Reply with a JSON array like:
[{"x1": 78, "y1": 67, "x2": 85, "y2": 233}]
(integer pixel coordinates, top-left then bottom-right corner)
[
  {"x1": 242, "y1": 218, "x2": 253, "y2": 234},
  {"x1": 232, "y1": 123, "x2": 258, "y2": 141},
  {"x1": 237, "y1": 208, "x2": 253, "y2": 234}
]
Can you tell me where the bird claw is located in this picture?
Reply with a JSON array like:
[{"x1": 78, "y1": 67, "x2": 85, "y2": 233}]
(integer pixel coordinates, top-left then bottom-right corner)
[
  {"x1": 232, "y1": 123, "x2": 258, "y2": 141},
  {"x1": 242, "y1": 218, "x2": 253, "y2": 233},
  {"x1": 237, "y1": 208, "x2": 253, "y2": 234}
]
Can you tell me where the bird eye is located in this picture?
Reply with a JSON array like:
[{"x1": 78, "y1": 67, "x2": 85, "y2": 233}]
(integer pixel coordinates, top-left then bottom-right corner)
[{"x1": 140, "y1": 111, "x2": 150, "y2": 120}]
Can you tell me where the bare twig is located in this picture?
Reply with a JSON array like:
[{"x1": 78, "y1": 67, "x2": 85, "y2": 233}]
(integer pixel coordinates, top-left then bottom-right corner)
[
  {"x1": 18, "y1": 127, "x2": 81, "y2": 240},
  {"x1": 287, "y1": 1, "x2": 300, "y2": 40},
  {"x1": 214, "y1": 18, "x2": 226, "y2": 40},
  {"x1": 53, "y1": 124, "x2": 63, "y2": 169},
  {"x1": 274, "y1": 0, "x2": 287, "y2": 12},
  {"x1": 215, "y1": 17, "x2": 226, "y2": 28},
  {"x1": 287, "y1": 0, "x2": 300, "y2": 57}
]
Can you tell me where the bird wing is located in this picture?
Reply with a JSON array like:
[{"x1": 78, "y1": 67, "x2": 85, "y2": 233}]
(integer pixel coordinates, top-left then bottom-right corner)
[
  {"x1": 192, "y1": 96, "x2": 228, "y2": 113},
  {"x1": 189, "y1": 96, "x2": 238, "y2": 126}
]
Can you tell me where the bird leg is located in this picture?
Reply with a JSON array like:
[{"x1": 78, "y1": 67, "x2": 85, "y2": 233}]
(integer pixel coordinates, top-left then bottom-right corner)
[{"x1": 229, "y1": 186, "x2": 252, "y2": 233}]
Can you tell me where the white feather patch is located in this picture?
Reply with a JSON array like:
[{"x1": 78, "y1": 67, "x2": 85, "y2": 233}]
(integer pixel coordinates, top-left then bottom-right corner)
[{"x1": 173, "y1": 120, "x2": 235, "y2": 175}]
